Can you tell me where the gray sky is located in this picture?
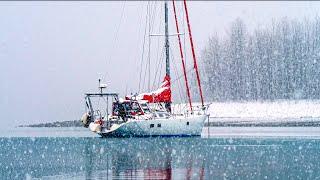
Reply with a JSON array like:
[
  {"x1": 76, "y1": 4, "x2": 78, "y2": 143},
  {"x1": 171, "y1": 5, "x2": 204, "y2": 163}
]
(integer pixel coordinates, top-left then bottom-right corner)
[{"x1": 1, "y1": 1, "x2": 320, "y2": 127}]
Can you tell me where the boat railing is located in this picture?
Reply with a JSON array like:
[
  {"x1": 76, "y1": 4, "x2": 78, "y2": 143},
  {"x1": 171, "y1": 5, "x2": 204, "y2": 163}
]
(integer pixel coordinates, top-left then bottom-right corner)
[
  {"x1": 93, "y1": 110, "x2": 102, "y2": 119},
  {"x1": 172, "y1": 103, "x2": 210, "y2": 118}
]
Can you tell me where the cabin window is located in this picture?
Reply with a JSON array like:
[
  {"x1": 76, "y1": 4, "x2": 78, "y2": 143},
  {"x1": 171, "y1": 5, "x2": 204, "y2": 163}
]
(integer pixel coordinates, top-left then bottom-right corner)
[
  {"x1": 157, "y1": 123, "x2": 161, "y2": 127},
  {"x1": 186, "y1": 122, "x2": 189, "y2": 125},
  {"x1": 150, "y1": 124, "x2": 154, "y2": 128},
  {"x1": 141, "y1": 103, "x2": 151, "y2": 113}
]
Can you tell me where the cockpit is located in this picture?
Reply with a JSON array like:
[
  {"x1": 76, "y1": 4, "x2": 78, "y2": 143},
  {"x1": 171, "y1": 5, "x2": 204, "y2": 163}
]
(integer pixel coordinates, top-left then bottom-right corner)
[{"x1": 112, "y1": 100, "x2": 152, "y2": 118}]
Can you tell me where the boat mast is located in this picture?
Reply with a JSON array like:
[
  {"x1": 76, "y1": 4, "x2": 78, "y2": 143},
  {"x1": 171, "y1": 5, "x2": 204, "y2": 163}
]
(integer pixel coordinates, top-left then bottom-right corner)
[{"x1": 164, "y1": 0, "x2": 171, "y2": 112}]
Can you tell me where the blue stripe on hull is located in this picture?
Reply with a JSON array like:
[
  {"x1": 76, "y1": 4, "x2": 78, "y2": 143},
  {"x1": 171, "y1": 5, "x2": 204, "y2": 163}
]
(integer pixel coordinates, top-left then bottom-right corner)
[{"x1": 98, "y1": 133, "x2": 201, "y2": 138}]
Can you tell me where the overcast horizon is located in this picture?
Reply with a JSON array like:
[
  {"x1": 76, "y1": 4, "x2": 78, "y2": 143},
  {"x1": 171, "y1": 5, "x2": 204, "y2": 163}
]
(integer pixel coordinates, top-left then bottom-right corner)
[{"x1": 1, "y1": 1, "x2": 320, "y2": 127}]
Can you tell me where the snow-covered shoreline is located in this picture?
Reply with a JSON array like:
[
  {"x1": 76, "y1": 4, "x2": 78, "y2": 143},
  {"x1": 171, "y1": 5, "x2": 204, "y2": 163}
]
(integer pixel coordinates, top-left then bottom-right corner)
[
  {"x1": 207, "y1": 100, "x2": 320, "y2": 118},
  {"x1": 174, "y1": 100, "x2": 320, "y2": 125}
]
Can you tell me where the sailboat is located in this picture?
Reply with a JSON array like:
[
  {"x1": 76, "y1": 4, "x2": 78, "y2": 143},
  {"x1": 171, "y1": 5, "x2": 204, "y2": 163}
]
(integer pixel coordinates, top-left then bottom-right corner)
[{"x1": 81, "y1": 0, "x2": 209, "y2": 137}]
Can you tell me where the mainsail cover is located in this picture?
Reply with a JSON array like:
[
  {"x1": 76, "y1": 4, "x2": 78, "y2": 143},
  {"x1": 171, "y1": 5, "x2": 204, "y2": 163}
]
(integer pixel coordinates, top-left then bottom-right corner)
[{"x1": 126, "y1": 75, "x2": 171, "y2": 103}]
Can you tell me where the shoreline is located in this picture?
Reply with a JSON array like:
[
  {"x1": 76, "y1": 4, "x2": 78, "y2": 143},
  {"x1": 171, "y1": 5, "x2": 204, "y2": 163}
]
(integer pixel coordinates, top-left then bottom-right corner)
[{"x1": 19, "y1": 117, "x2": 320, "y2": 128}]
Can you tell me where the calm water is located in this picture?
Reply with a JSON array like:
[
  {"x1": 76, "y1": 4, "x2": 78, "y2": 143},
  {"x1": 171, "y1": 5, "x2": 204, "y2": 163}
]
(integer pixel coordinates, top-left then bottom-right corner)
[{"x1": 1, "y1": 127, "x2": 320, "y2": 179}]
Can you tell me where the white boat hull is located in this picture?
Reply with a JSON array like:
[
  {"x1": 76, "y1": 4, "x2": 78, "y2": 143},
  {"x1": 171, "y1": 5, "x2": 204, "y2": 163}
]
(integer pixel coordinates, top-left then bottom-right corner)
[{"x1": 98, "y1": 114, "x2": 208, "y2": 137}]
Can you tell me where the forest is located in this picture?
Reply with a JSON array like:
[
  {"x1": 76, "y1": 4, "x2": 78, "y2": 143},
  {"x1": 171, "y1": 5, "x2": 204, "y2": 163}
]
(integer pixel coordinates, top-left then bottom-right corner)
[{"x1": 198, "y1": 17, "x2": 320, "y2": 101}]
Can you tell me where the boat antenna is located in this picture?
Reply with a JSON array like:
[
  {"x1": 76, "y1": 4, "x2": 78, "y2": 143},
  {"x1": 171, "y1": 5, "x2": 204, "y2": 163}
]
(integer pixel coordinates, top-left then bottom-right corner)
[
  {"x1": 98, "y1": 78, "x2": 107, "y2": 94},
  {"x1": 164, "y1": 0, "x2": 171, "y2": 113}
]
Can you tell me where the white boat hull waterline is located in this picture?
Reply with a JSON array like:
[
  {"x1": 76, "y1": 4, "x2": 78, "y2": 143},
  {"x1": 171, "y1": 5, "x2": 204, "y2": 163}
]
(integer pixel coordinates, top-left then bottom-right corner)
[{"x1": 92, "y1": 114, "x2": 208, "y2": 138}]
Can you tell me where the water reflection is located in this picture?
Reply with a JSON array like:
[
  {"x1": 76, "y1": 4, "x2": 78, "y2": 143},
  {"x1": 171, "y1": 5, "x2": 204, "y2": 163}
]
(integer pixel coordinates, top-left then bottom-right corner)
[{"x1": 1, "y1": 136, "x2": 320, "y2": 179}]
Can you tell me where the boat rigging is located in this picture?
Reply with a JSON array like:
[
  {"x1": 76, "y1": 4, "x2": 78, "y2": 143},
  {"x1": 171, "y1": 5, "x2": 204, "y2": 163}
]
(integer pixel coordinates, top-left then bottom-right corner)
[{"x1": 81, "y1": 0, "x2": 209, "y2": 137}]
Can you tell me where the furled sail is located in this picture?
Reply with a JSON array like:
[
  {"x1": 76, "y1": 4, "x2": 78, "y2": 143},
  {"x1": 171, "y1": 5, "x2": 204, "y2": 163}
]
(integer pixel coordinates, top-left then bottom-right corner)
[{"x1": 126, "y1": 75, "x2": 171, "y2": 103}]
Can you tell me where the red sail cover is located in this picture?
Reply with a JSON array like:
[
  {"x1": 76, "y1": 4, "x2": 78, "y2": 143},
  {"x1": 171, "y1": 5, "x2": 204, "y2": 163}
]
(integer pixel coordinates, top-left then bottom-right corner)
[{"x1": 126, "y1": 75, "x2": 171, "y2": 103}]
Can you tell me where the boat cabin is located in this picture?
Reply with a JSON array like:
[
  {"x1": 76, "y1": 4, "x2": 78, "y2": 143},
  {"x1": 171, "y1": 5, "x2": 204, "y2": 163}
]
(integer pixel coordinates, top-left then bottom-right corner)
[{"x1": 112, "y1": 100, "x2": 152, "y2": 118}]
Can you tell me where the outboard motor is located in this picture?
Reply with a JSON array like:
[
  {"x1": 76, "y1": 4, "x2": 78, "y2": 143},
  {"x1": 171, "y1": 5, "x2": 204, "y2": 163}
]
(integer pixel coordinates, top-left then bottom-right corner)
[{"x1": 80, "y1": 112, "x2": 91, "y2": 128}]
